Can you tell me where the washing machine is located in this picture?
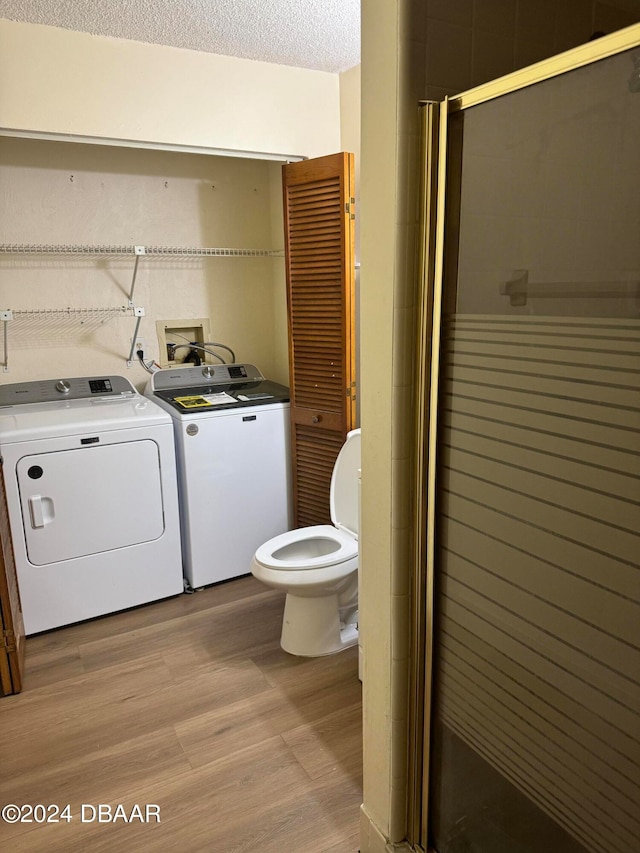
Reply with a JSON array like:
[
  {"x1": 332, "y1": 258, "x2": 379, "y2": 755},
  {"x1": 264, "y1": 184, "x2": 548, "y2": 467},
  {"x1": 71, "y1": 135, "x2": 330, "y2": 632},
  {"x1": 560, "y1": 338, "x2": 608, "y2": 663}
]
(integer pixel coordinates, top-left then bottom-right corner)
[
  {"x1": 145, "y1": 363, "x2": 291, "y2": 589},
  {"x1": 0, "y1": 375, "x2": 183, "y2": 635}
]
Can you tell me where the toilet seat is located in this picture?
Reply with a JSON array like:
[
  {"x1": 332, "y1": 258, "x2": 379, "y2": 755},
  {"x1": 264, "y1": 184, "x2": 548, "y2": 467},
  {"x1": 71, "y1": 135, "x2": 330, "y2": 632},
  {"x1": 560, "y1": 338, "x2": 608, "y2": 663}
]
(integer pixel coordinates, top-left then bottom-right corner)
[{"x1": 254, "y1": 524, "x2": 357, "y2": 571}]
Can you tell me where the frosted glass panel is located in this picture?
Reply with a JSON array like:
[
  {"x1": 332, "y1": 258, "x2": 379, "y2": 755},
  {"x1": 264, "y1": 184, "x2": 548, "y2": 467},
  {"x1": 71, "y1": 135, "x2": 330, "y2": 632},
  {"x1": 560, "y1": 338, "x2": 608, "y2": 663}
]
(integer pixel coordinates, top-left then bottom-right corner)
[
  {"x1": 428, "y1": 48, "x2": 640, "y2": 853},
  {"x1": 453, "y1": 50, "x2": 640, "y2": 320}
]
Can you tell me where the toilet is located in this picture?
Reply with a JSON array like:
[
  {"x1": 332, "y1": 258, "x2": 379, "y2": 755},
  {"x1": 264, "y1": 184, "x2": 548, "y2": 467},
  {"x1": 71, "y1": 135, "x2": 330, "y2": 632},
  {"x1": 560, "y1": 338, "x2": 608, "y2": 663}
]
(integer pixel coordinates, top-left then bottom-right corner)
[{"x1": 250, "y1": 428, "x2": 361, "y2": 657}]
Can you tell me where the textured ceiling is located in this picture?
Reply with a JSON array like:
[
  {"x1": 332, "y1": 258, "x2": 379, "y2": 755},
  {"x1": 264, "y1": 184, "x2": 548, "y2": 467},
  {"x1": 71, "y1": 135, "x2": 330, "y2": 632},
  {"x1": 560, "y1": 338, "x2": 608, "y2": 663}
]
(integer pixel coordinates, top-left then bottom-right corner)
[{"x1": 0, "y1": 0, "x2": 360, "y2": 73}]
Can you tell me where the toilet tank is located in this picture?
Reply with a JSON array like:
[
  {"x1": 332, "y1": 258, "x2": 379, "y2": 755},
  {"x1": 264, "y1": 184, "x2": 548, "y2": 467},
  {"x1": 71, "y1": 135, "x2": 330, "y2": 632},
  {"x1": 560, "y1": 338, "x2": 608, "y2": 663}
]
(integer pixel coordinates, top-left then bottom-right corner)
[{"x1": 330, "y1": 428, "x2": 362, "y2": 538}]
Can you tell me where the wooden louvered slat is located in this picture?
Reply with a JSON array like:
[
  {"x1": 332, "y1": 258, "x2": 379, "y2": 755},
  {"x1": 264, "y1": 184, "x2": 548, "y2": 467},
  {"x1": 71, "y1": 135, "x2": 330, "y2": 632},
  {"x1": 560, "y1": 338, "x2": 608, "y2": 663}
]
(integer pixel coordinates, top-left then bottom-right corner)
[
  {"x1": 289, "y1": 200, "x2": 341, "y2": 213},
  {"x1": 289, "y1": 193, "x2": 341, "y2": 206},
  {"x1": 294, "y1": 383, "x2": 343, "y2": 394},
  {"x1": 290, "y1": 241, "x2": 340, "y2": 250},
  {"x1": 291, "y1": 251, "x2": 341, "y2": 260},
  {"x1": 294, "y1": 379, "x2": 344, "y2": 392},
  {"x1": 291, "y1": 297, "x2": 342, "y2": 305},
  {"x1": 291, "y1": 304, "x2": 342, "y2": 314},
  {"x1": 294, "y1": 380, "x2": 342, "y2": 393},
  {"x1": 294, "y1": 426, "x2": 345, "y2": 526},
  {"x1": 290, "y1": 247, "x2": 341, "y2": 258},
  {"x1": 291, "y1": 272, "x2": 341, "y2": 280},
  {"x1": 292, "y1": 320, "x2": 342, "y2": 330},
  {"x1": 293, "y1": 352, "x2": 343, "y2": 364},
  {"x1": 293, "y1": 361, "x2": 343, "y2": 374},
  {"x1": 292, "y1": 346, "x2": 343, "y2": 356},
  {"x1": 289, "y1": 207, "x2": 340, "y2": 215},
  {"x1": 289, "y1": 202, "x2": 341, "y2": 214},
  {"x1": 292, "y1": 311, "x2": 342, "y2": 320},
  {"x1": 289, "y1": 222, "x2": 341, "y2": 236},
  {"x1": 289, "y1": 224, "x2": 340, "y2": 233},
  {"x1": 291, "y1": 387, "x2": 341, "y2": 401},
  {"x1": 291, "y1": 256, "x2": 341, "y2": 264},
  {"x1": 291, "y1": 369, "x2": 348, "y2": 381},
  {"x1": 290, "y1": 229, "x2": 340, "y2": 242},
  {"x1": 291, "y1": 251, "x2": 341, "y2": 259},
  {"x1": 290, "y1": 273, "x2": 342, "y2": 281},
  {"x1": 283, "y1": 153, "x2": 356, "y2": 527},
  {"x1": 290, "y1": 274, "x2": 341, "y2": 282},
  {"x1": 294, "y1": 336, "x2": 342, "y2": 346},
  {"x1": 301, "y1": 384, "x2": 342, "y2": 394},
  {"x1": 294, "y1": 370, "x2": 343, "y2": 382},
  {"x1": 289, "y1": 187, "x2": 341, "y2": 197},
  {"x1": 289, "y1": 179, "x2": 341, "y2": 194},
  {"x1": 288, "y1": 178, "x2": 340, "y2": 193}
]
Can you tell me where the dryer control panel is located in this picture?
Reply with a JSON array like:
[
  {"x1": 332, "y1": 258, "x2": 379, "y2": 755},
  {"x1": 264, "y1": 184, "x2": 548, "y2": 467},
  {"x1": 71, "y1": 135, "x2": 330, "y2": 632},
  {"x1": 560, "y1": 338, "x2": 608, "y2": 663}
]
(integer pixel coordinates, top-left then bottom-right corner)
[{"x1": 0, "y1": 376, "x2": 137, "y2": 406}]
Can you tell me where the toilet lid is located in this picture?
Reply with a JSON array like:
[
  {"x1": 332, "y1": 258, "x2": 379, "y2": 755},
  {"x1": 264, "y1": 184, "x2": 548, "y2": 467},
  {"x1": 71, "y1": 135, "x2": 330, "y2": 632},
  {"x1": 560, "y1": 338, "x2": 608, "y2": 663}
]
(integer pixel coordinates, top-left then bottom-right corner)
[{"x1": 330, "y1": 428, "x2": 361, "y2": 538}]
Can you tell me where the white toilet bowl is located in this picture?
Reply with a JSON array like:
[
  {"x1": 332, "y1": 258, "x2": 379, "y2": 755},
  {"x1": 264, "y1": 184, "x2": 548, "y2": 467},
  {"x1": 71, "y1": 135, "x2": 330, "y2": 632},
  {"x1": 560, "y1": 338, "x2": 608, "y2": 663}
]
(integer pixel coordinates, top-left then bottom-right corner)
[{"x1": 250, "y1": 428, "x2": 361, "y2": 657}]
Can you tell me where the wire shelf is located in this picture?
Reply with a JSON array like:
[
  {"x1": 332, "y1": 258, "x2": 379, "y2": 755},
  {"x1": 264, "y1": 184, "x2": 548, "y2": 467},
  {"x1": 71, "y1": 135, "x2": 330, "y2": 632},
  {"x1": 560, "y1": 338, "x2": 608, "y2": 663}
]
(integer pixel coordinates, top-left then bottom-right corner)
[
  {"x1": 10, "y1": 305, "x2": 130, "y2": 319},
  {"x1": 0, "y1": 241, "x2": 284, "y2": 370},
  {"x1": 5, "y1": 307, "x2": 133, "y2": 344},
  {"x1": 0, "y1": 243, "x2": 284, "y2": 258}
]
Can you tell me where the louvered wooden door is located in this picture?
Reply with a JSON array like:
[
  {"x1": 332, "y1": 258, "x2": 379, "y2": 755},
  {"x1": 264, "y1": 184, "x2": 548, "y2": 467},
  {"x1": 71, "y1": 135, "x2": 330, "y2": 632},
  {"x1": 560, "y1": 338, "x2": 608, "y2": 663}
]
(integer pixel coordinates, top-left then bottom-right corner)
[
  {"x1": 282, "y1": 152, "x2": 356, "y2": 528},
  {"x1": 0, "y1": 463, "x2": 25, "y2": 695}
]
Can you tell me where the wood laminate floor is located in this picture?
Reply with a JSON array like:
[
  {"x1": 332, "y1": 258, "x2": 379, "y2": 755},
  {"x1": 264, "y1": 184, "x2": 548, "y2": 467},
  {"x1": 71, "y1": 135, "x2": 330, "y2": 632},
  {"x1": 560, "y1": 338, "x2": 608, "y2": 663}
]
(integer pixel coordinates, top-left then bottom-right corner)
[{"x1": 0, "y1": 576, "x2": 362, "y2": 852}]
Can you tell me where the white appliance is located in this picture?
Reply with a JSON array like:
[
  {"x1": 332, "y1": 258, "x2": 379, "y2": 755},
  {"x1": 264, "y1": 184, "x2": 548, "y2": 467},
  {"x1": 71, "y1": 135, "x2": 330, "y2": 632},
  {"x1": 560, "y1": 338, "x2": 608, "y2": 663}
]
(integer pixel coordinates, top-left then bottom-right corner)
[
  {"x1": 0, "y1": 375, "x2": 183, "y2": 635},
  {"x1": 145, "y1": 363, "x2": 291, "y2": 589}
]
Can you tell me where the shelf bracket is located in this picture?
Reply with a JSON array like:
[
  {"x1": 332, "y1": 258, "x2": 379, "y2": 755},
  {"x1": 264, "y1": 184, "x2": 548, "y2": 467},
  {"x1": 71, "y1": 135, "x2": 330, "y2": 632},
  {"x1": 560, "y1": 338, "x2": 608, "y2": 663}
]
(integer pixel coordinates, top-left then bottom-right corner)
[
  {"x1": 128, "y1": 246, "x2": 146, "y2": 306},
  {"x1": 127, "y1": 306, "x2": 146, "y2": 367},
  {"x1": 1, "y1": 310, "x2": 12, "y2": 372}
]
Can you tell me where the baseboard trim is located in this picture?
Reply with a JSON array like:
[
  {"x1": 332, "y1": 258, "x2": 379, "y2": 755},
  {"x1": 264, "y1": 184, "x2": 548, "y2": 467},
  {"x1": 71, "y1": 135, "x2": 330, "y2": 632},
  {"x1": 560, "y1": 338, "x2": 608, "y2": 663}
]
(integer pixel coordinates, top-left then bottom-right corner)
[
  {"x1": 360, "y1": 805, "x2": 416, "y2": 853},
  {"x1": 360, "y1": 804, "x2": 387, "y2": 853}
]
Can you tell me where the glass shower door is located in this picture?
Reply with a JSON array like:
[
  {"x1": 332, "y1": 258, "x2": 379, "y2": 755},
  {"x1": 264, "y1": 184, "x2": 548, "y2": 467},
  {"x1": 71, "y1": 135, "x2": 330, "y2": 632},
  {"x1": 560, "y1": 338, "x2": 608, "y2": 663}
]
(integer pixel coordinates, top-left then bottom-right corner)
[{"x1": 425, "y1": 41, "x2": 640, "y2": 853}]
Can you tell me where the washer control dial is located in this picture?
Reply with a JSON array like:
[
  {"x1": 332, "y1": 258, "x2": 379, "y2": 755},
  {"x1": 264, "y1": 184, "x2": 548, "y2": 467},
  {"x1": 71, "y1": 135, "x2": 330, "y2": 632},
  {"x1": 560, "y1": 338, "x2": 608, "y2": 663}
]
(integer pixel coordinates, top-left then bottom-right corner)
[
  {"x1": 55, "y1": 380, "x2": 71, "y2": 394},
  {"x1": 201, "y1": 366, "x2": 216, "y2": 378}
]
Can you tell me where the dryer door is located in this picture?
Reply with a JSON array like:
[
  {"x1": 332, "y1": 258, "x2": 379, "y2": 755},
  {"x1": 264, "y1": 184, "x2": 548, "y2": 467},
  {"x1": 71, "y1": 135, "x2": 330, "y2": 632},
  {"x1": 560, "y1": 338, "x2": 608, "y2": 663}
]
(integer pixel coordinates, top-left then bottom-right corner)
[{"x1": 16, "y1": 440, "x2": 165, "y2": 566}]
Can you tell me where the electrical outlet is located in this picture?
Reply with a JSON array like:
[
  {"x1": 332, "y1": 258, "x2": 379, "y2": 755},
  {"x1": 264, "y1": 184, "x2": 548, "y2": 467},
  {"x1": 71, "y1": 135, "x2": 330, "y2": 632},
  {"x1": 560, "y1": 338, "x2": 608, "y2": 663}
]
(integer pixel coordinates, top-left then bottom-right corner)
[{"x1": 132, "y1": 337, "x2": 146, "y2": 360}]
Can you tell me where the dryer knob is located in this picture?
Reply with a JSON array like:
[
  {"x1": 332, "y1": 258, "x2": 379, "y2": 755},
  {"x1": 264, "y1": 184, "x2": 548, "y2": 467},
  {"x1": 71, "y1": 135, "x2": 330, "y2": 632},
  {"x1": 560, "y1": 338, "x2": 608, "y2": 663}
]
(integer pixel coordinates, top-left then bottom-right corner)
[{"x1": 55, "y1": 380, "x2": 71, "y2": 394}]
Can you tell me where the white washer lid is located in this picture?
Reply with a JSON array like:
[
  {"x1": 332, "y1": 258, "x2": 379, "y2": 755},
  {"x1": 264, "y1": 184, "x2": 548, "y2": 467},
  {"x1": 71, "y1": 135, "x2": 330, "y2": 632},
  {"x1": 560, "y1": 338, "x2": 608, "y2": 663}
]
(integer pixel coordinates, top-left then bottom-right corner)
[{"x1": 330, "y1": 428, "x2": 361, "y2": 538}]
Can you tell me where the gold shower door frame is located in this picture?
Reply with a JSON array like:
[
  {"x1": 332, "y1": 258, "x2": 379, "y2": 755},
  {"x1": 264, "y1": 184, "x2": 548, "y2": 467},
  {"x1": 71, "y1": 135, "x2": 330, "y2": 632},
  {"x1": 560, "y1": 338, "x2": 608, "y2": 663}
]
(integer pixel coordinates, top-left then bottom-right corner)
[{"x1": 411, "y1": 23, "x2": 640, "y2": 853}]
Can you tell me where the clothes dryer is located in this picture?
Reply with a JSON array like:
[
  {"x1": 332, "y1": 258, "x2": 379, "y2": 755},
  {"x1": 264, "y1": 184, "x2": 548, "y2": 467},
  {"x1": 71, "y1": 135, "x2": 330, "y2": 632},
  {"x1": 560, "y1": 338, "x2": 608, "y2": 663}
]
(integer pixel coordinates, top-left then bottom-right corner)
[
  {"x1": 145, "y1": 364, "x2": 291, "y2": 589},
  {"x1": 0, "y1": 375, "x2": 183, "y2": 634}
]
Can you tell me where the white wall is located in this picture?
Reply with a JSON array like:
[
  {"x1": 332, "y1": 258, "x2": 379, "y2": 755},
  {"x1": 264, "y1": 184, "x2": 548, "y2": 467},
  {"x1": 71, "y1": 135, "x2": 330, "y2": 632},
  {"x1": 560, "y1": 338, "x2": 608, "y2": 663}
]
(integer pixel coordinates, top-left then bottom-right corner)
[
  {"x1": 268, "y1": 161, "x2": 289, "y2": 387},
  {"x1": 0, "y1": 19, "x2": 344, "y2": 389},
  {"x1": 0, "y1": 19, "x2": 340, "y2": 159},
  {"x1": 340, "y1": 65, "x2": 362, "y2": 258},
  {"x1": 359, "y1": 2, "x2": 398, "y2": 850},
  {"x1": 0, "y1": 138, "x2": 282, "y2": 387}
]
